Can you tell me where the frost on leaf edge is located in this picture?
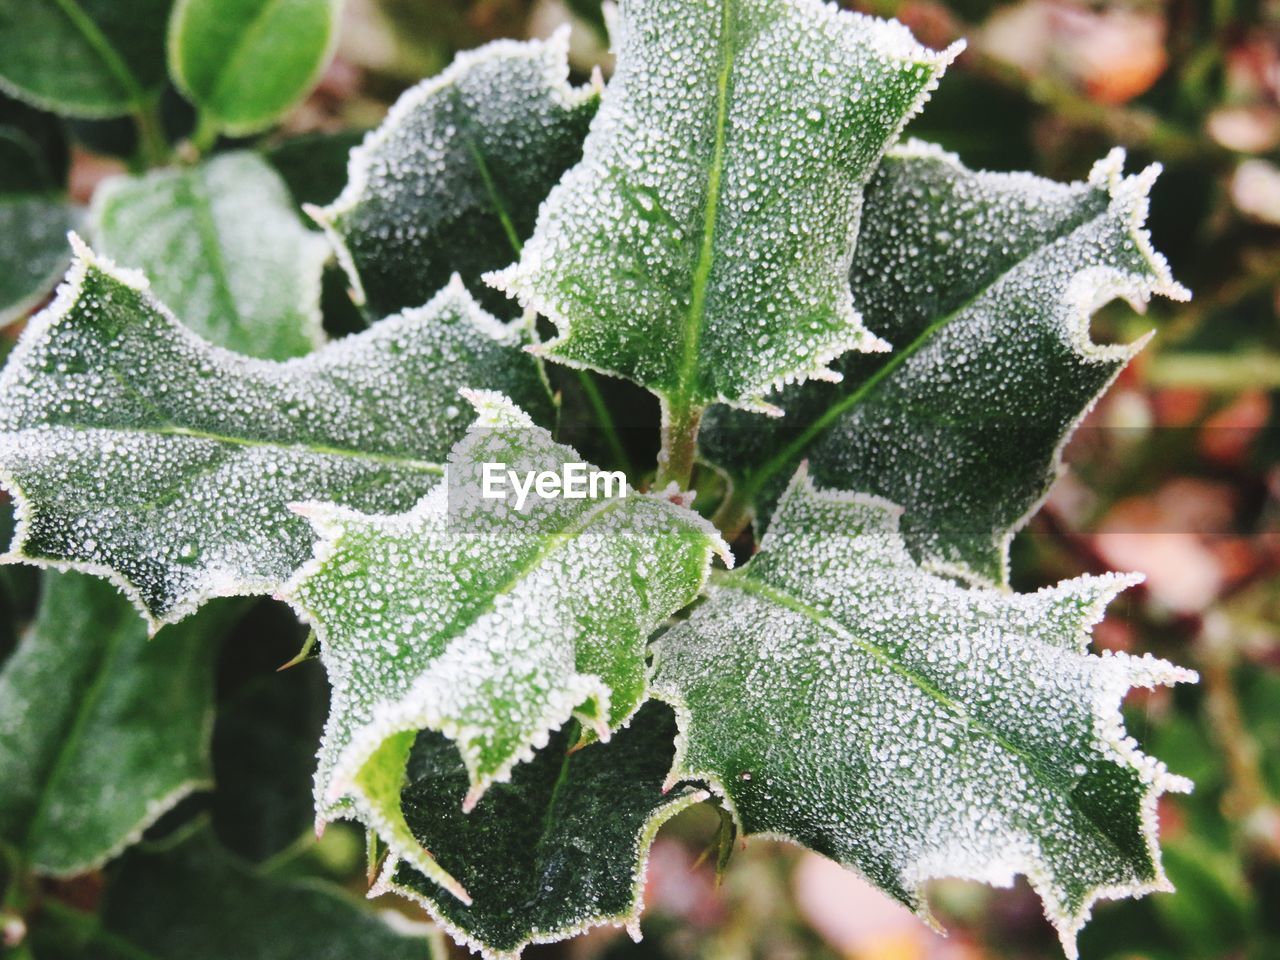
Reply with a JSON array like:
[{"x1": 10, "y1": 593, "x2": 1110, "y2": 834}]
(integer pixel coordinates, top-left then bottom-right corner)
[
  {"x1": 277, "y1": 391, "x2": 729, "y2": 905},
  {"x1": 0, "y1": 240, "x2": 549, "y2": 634},
  {"x1": 87, "y1": 152, "x2": 332, "y2": 357},
  {"x1": 650, "y1": 468, "x2": 1198, "y2": 960},
  {"x1": 487, "y1": 2, "x2": 965, "y2": 413},
  {"x1": 376, "y1": 783, "x2": 709, "y2": 960},
  {"x1": 308, "y1": 26, "x2": 599, "y2": 311}
]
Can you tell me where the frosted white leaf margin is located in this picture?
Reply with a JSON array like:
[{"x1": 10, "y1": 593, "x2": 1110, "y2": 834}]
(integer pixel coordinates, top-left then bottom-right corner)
[{"x1": 651, "y1": 469, "x2": 1198, "y2": 959}]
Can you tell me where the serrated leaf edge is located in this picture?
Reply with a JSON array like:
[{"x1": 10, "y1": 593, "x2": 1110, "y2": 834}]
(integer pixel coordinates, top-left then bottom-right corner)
[
  {"x1": 87, "y1": 154, "x2": 331, "y2": 356},
  {"x1": 486, "y1": 4, "x2": 965, "y2": 411},
  {"x1": 651, "y1": 469, "x2": 1197, "y2": 960},
  {"x1": 0, "y1": 238, "x2": 502, "y2": 634},
  {"x1": 376, "y1": 785, "x2": 710, "y2": 960},
  {"x1": 308, "y1": 26, "x2": 598, "y2": 310}
]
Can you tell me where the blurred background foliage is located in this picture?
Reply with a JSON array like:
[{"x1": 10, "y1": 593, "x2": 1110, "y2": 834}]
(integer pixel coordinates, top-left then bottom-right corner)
[{"x1": 2, "y1": 1, "x2": 1278, "y2": 958}]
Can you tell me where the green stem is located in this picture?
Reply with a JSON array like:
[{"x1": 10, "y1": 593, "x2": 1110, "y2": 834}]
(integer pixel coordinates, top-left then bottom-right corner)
[
  {"x1": 1146, "y1": 353, "x2": 1280, "y2": 391},
  {"x1": 655, "y1": 399, "x2": 702, "y2": 490},
  {"x1": 189, "y1": 112, "x2": 221, "y2": 158},
  {"x1": 131, "y1": 99, "x2": 170, "y2": 170},
  {"x1": 575, "y1": 371, "x2": 634, "y2": 478},
  {"x1": 711, "y1": 484, "x2": 752, "y2": 541}
]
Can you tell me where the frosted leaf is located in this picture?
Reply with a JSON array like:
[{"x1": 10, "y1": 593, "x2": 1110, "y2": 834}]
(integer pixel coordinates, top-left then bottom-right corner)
[
  {"x1": 0, "y1": 571, "x2": 241, "y2": 875},
  {"x1": 282, "y1": 392, "x2": 727, "y2": 903},
  {"x1": 0, "y1": 194, "x2": 77, "y2": 325},
  {"x1": 0, "y1": 240, "x2": 551, "y2": 629},
  {"x1": 490, "y1": 0, "x2": 961, "y2": 411},
  {"x1": 313, "y1": 30, "x2": 598, "y2": 319},
  {"x1": 382, "y1": 704, "x2": 705, "y2": 960},
  {"x1": 92, "y1": 152, "x2": 329, "y2": 360},
  {"x1": 650, "y1": 469, "x2": 1197, "y2": 958},
  {"x1": 701, "y1": 142, "x2": 1189, "y2": 584}
]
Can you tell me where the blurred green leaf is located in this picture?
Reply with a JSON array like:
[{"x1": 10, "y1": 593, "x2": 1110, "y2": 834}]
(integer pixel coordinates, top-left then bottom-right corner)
[
  {"x1": 0, "y1": 572, "x2": 242, "y2": 875},
  {"x1": 168, "y1": 0, "x2": 343, "y2": 136},
  {"x1": 0, "y1": 195, "x2": 76, "y2": 326},
  {"x1": 0, "y1": 0, "x2": 171, "y2": 118}
]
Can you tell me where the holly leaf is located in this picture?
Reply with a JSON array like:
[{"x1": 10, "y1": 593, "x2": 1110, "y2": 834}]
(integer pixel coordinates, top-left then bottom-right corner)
[
  {"x1": 650, "y1": 470, "x2": 1197, "y2": 958},
  {"x1": 0, "y1": 240, "x2": 551, "y2": 628},
  {"x1": 0, "y1": 194, "x2": 77, "y2": 325},
  {"x1": 0, "y1": 0, "x2": 171, "y2": 118},
  {"x1": 382, "y1": 702, "x2": 704, "y2": 960},
  {"x1": 168, "y1": 0, "x2": 342, "y2": 136},
  {"x1": 32, "y1": 827, "x2": 440, "y2": 959},
  {"x1": 489, "y1": 0, "x2": 960, "y2": 414},
  {"x1": 282, "y1": 391, "x2": 727, "y2": 901},
  {"x1": 91, "y1": 151, "x2": 329, "y2": 360},
  {"x1": 701, "y1": 142, "x2": 1189, "y2": 584},
  {"x1": 0, "y1": 571, "x2": 242, "y2": 875},
  {"x1": 312, "y1": 30, "x2": 598, "y2": 320}
]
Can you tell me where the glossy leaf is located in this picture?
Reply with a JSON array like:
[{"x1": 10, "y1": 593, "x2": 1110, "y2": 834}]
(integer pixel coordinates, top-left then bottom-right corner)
[
  {"x1": 91, "y1": 151, "x2": 329, "y2": 360},
  {"x1": 651, "y1": 471, "x2": 1197, "y2": 958},
  {"x1": 0, "y1": 0, "x2": 171, "y2": 118},
  {"x1": 490, "y1": 0, "x2": 960, "y2": 412},
  {"x1": 0, "y1": 571, "x2": 240, "y2": 875},
  {"x1": 0, "y1": 195, "x2": 76, "y2": 326},
  {"x1": 384, "y1": 703, "x2": 705, "y2": 960},
  {"x1": 283, "y1": 391, "x2": 727, "y2": 901},
  {"x1": 0, "y1": 240, "x2": 550, "y2": 628},
  {"x1": 700, "y1": 143, "x2": 1188, "y2": 584},
  {"x1": 33, "y1": 827, "x2": 437, "y2": 959},
  {"x1": 313, "y1": 30, "x2": 598, "y2": 319},
  {"x1": 168, "y1": 0, "x2": 342, "y2": 136}
]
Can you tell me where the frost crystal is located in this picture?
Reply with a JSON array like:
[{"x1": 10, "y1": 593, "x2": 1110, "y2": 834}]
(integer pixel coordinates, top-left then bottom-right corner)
[
  {"x1": 0, "y1": 242, "x2": 549, "y2": 628},
  {"x1": 490, "y1": 0, "x2": 961, "y2": 409},
  {"x1": 313, "y1": 29, "x2": 598, "y2": 319},
  {"x1": 651, "y1": 470, "x2": 1196, "y2": 958},
  {"x1": 283, "y1": 392, "x2": 727, "y2": 900},
  {"x1": 91, "y1": 151, "x2": 330, "y2": 360}
]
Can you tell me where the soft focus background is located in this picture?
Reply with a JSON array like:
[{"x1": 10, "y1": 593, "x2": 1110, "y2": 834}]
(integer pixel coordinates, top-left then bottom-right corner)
[{"x1": 6, "y1": 1, "x2": 1278, "y2": 958}]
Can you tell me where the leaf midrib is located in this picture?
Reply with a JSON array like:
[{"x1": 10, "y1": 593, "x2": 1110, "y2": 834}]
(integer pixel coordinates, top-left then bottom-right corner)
[
  {"x1": 174, "y1": 165, "x2": 245, "y2": 345},
  {"x1": 717, "y1": 571, "x2": 1140, "y2": 860},
  {"x1": 203, "y1": 0, "x2": 295, "y2": 111},
  {"x1": 737, "y1": 191, "x2": 1110, "y2": 502},
  {"x1": 672, "y1": 0, "x2": 736, "y2": 409}
]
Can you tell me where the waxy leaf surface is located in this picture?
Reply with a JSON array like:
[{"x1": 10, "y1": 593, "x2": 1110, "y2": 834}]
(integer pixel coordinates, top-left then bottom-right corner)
[
  {"x1": 0, "y1": 242, "x2": 549, "y2": 627},
  {"x1": 314, "y1": 31, "x2": 598, "y2": 319},
  {"x1": 701, "y1": 143, "x2": 1188, "y2": 583},
  {"x1": 92, "y1": 151, "x2": 329, "y2": 360},
  {"x1": 385, "y1": 703, "x2": 704, "y2": 960},
  {"x1": 284, "y1": 392, "x2": 726, "y2": 902},
  {"x1": 491, "y1": 0, "x2": 959, "y2": 410},
  {"x1": 0, "y1": 0, "x2": 170, "y2": 117},
  {"x1": 0, "y1": 571, "x2": 240, "y2": 875},
  {"x1": 651, "y1": 472, "x2": 1196, "y2": 957}
]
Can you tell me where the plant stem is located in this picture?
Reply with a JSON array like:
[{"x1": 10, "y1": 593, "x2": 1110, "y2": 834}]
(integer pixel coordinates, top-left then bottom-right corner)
[
  {"x1": 576, "y1": 371, "x2": 634, "y2": 478},
  {"x1": 189, "y1": 112, "x2": 221, "y2": 158},
  {"x1": 655, "y1": 399, "x2": 702, "y2": 490},
  {"x1": 1146, "y1": 353, "x2": 1280, "y2": 391},
  {"x1": 711, "y1": 485, "x2": 752, "y2": 541},
  {"x1": 131, "y1": 99, "x2": 170, "y2": 169}
]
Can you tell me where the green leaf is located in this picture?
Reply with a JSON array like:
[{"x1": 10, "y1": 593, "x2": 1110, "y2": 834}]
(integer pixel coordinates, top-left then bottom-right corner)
[
  {"x1": 263, "y1": 129, "x2": 366, "y2": 210},
  {"x1": 168, "y1": 0, "x2": 343, "y2": 136},
  {"x1": 0, "y1": 571, "x2": 240, "y2": 875},
  {"x1": 0, "y1": 0, "x2": 171, "y2": 118},
  {"x1": 701, "y1": 142, "x2": 1189, "y2": 584},
  {"x1": 282, "y1": 391, "x2": 727, "y2": 900},
  {"x1": 312, "y1": 30, "x2": 598, "y2": 320},
  {"x1": 650, "y1": 470, "x2": 1197, "y2": 958},
  {"x1": 384, "y1": 702, "x2": 706, "y2": 960},
  {"x1": 0, "y1": 240, "x2": 551, "y2": 628},
  {"x1": 91, "y1": 151, "x2": 329, "y2": 360},
  {"x1": 0, "y1": 195, "x2": 77, "y2": 326},
  {"x1": 32, "y1": 827, "x2": 439, "y2": 959},
  {"x1": 489, "y1": 0, "x2": 959, "y2": 413}
]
